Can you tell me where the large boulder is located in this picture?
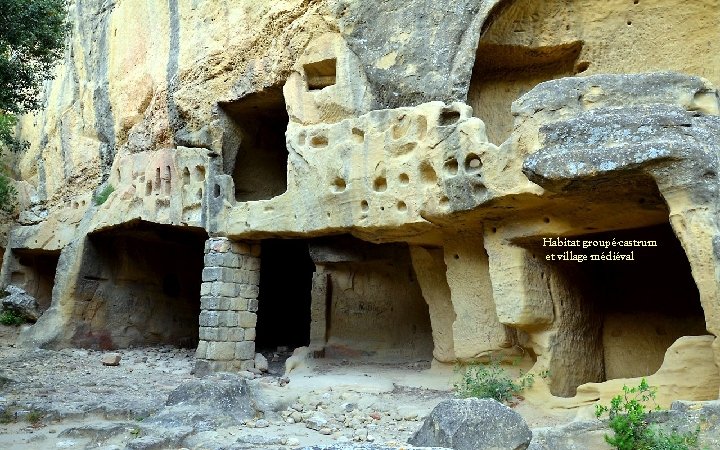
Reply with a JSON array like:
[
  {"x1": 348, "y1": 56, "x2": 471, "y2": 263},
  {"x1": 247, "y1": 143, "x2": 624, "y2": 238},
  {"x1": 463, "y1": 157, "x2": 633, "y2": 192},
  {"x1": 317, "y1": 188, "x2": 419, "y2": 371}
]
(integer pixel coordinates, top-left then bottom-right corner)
[
  {"x1": 2, "y1": 285, "x2": 41, "y2": 322},
  {"x1": 409, "y1": 398, "x2": 532, "y2": 450},
  {"x1": 146, "y1": 374, "x2": 258, "y2": 430}
]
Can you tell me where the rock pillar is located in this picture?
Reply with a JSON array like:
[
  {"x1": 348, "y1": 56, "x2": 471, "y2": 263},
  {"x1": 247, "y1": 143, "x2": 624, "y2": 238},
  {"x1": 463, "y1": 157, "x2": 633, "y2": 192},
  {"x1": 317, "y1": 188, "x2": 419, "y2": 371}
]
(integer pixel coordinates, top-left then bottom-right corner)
[{"x1": 195, "y1": 237, "x2": 260, "y2": 371}]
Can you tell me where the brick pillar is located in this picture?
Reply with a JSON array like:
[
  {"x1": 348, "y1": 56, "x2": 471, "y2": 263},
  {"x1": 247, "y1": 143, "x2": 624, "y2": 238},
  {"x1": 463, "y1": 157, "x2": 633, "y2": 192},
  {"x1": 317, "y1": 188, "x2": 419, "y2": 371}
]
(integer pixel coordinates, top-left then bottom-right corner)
[{"x1": 195, "y1": 237, "x2": 260, "y2": 371}]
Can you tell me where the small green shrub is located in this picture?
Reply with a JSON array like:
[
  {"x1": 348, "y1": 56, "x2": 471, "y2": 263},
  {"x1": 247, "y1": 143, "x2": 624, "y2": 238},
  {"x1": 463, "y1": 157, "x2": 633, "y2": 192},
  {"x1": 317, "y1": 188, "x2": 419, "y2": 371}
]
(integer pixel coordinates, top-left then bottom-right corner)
[
  {"x1": 0, "y1": 170, "x2": 17, "y2": 214},
  {"x1": 94, "y1": 184, "x2": 115, "y2": 206},
  {"x1": 0, "y1": 309, "x2": 25, "y2": 326},
  {"x1": 454, "y1": 360, "x2": 539, "y2": 403},
  {"x1": 0, "y1": 410, "x2": 14, "y2": 424},
  {"x1": 595, "y1": 379, "x2": 701, "y2": 450},
  {"x1": 26, "y1": 410, "x2": 43, "y2": 426}
]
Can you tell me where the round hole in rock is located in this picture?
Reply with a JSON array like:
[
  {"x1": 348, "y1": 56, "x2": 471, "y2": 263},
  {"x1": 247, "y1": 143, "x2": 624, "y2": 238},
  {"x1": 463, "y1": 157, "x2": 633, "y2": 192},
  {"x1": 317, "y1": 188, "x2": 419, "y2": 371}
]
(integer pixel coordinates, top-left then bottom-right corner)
[
  {"x1": 182, "y1": 167, "x2": 190, "y2": 185},
  {"x1": 439, "y1": 109, "x2": 461, "y2": 126},
  {"x1": 352, "y1": 127, "x2": 365, "y2": 144},
  {"x1": 373, "y1": 177, "x2": 388, "y2": 192},
  {"x1": 214, "y1": 184, "x2": 221, "y2": 198},
  {"x1": 310, "y1": 135, "x2": 329, "y2": 148},
  {"x1": 397, "y1": 201, "x2": 407, "y2": 212},
  {"x1": 465, "y1": 153, "x2": 482, "y2": 172},
  {"x1": 575, "y1": 61, "x2": 590, "y2": 74},
  {"x1": 332, "y1": 177, "x2": 347, "y2": 193},
  {"x1": 419, "y1": 161, "x2": 437, "y2": 184},
  {"x1": 360, "y1": 200, "x2": 369, "y2": 212},
  {"x1": 444, "y1": 159, "x2": 459, "y2": 176},
  {"x1": 194, "y1": 165, "x2": 206, "y2": 182},
  {"x1": 399, "y1": 173, "x2": 410, "y2": 185}
]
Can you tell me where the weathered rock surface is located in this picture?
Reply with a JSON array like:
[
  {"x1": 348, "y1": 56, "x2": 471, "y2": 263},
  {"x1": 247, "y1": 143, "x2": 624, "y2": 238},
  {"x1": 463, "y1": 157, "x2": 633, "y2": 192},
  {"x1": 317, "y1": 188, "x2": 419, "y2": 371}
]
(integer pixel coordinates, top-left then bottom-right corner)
[
  {"x1": 2, "y1": 285, "x2": 41, "y2": 322},
  {"x1": 153, "y1": 373, "x2": 259, "y2": 430},
  {"x1": 409, "y1": 398, "x2": 532, "y2": 450}
]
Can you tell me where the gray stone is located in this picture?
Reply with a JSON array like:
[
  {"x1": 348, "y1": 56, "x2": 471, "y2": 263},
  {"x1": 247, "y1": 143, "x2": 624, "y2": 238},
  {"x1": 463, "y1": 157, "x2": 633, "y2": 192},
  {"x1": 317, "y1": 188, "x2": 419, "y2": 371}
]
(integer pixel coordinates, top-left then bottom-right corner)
[
  {"x1": 305, "y1": 413, "x2": 329, "y2": 431},
  {"x1": 409, "y1": 398, "x2": 532, "y2": 450},
  {"x1": 101, "y1": 353, "x2": 121, "y2": 366},
  {"x1": 2, "y1": 285, "x2": 41, "y2": 322},
  {"x1": 254, "y1": 353, "x2": 269, "y2": 372},
  {"x1": 254, "y1": 418, "x2": 269, "y2": 428},
  {"x1": 165, "y1": 374, "x2": 256, "y2": 419}
]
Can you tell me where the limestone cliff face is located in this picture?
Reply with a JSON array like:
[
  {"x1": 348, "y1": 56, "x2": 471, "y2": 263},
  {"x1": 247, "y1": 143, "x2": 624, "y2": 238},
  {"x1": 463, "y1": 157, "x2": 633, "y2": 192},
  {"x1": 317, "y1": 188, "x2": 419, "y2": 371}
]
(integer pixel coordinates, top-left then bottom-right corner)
[
  {"x1": 15, "y1": 0, "x2": 334, "y2": 206},
  {"x1": 3, "y1": 0, "x2": 720, "y2": 410},
  {"x1": 13, "y1": 0, "x2": 500, "y2": 212}
]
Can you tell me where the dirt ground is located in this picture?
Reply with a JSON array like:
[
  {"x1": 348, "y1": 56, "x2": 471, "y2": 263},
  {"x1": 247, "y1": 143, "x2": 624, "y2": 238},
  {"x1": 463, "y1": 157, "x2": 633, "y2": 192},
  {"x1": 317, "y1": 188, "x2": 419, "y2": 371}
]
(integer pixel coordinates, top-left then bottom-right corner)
[{"x1": 0, "y1": 324, "x2": 574, "y2": 449}]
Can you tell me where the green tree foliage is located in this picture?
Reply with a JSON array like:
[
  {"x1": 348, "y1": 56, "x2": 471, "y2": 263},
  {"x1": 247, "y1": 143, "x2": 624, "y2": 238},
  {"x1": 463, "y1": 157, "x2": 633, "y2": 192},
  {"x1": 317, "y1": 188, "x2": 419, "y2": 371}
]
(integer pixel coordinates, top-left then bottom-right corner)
[{"x1": 0, "y1": 0, "x2": 68, "y2": 212}]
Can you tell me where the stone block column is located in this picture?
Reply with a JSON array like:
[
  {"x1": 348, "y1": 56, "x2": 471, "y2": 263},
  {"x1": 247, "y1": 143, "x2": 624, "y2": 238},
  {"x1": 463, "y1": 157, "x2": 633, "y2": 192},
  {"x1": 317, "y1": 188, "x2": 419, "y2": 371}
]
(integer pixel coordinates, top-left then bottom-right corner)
[{"x1": 195, "y1": 237, "x2": 260, "y2": 371}]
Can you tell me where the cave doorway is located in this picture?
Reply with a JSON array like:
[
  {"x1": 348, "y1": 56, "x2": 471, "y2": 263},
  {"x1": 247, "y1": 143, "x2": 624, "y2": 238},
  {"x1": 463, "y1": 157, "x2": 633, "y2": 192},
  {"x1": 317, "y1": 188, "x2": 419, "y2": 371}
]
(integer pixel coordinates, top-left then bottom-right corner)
[
  {"x1": 308, "y1": 236, "x2": 435, "y2": 362},
  {"x1": 9, "y1": 248, "x2": 61, "y2": 312},
  {"x1": 255, "y1": 239, "x2": 315, "y2": 352},
  {"x1": 538, "y1": 222, "x2": 706, "y2": 396},
  {"x1": 73, "y1": 221, "x2": 207, "y2": 349}
]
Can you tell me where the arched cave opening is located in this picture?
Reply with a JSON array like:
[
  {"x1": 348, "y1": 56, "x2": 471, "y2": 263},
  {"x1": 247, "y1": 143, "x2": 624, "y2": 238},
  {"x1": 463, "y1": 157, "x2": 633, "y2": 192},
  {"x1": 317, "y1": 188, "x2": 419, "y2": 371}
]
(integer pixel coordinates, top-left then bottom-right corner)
[
  {"x1": 219, "y1": 85, "x2": 289, "y2": 203},
  {"x1": 6, "y1": 248, "x2": 61, "y2": 313},
  {"x1": 538, "y1": 222, "x2": 706, "y2": 396},
  {"x1": 72, "y1": 221, "x2": 207, "y2": 350},
  {"x1": 253, "y1": 236, "x2": 435, "y2": 365}
]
